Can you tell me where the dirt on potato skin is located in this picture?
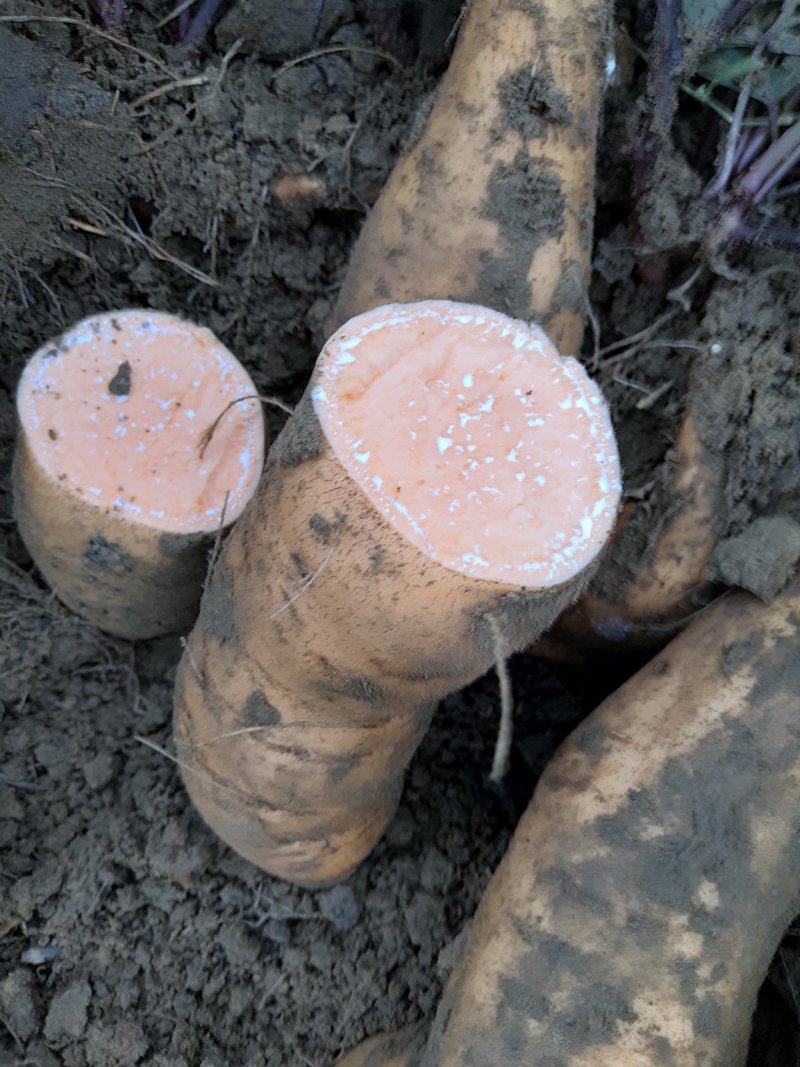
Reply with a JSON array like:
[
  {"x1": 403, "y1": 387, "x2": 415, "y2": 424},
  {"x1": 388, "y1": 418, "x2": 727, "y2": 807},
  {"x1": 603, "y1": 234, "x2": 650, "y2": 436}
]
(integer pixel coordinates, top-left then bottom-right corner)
[{"x1": 1, "y1": 1, "x2": 800, "y2": 1065}]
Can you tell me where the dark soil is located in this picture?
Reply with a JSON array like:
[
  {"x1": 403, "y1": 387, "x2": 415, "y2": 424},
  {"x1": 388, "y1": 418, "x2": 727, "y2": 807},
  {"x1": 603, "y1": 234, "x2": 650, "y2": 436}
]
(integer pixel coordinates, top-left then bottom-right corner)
[{"x1": 1, "y1": 1, "x2": 799, "y2": 1065}]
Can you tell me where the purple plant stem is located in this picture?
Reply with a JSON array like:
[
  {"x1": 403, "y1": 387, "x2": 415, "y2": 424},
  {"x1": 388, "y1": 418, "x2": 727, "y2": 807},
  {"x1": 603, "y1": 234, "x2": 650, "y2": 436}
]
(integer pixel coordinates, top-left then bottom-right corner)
[
  {"x1": 735, "y1": 89, "x2": 800, "y2": 179},
  {"x1": 651, "y1": 0, "x2": 684, "y2": 138},
  {"x1": 311, "y1": 0, "x2": 326, "y2": 46},
  {"x1": 178, "y1": 8, "x2": 190, "y2": 40},
  {"x1": 677, "y1": 0, "x2": 759, "y2": 83},
  {"x1": 703, "y1": 0, "x2": 759, "y2": 51},
  {"x1": 733, "y1": 128, "x2": 768, "y2": 176},
  {"x1": 742, "y1": 119, "x2": 800, "y2": 205},
  {"x1": 705, "y1": 72, "x2": 754, "y2": 198},
  {"x1": 183, "y1": 0, "x2": 225, "y2": 48},
  {"x1": 730, "y1": 223, "x2": 800, "y2": 248},
  {"x1": 711, "y1": 117, "x2": 800, "y2": 248},
  {"x1": 774, "y1": 178, "x2": 800, "y2": 200}
]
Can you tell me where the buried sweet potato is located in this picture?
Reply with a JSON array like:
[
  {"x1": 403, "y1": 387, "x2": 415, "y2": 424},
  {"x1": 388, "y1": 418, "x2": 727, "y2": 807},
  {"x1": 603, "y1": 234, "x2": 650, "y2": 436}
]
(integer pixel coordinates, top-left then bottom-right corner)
[
  {"x1": 535, "y1": 409, "x2": 723, "y2": 660},
  {"x1": 14, "y1": 310, "x2": 265, "y2": 640},
  {"x1": 337, "y1": 578, "x2": 800, "y2": 1066},
  {"x1": 332, "y1": 0, "x2": 611, "y2": 356},
  {"x1": 173, "y1": 300, "x2": 621, "y2": 886},
  {"x1": 538, "y1": 268, "x2": 800, "y2": 662}
]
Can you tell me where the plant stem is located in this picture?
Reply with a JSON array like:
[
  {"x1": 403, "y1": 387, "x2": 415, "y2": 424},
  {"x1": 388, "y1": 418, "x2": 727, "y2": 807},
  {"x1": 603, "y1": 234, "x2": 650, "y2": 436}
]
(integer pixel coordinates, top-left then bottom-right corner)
[
  {"x1": 742, "y1": 119, "x2": 800, "y2": 204},
  {"x1": 731, "y1": 223, "x2": 800, "y2": 248},
  {"x1": 183, "y1": 0, "x2": 225, "y2": 48},
  {"x1": 706, "y1": 71, "x2": 754, "y2": 198},
  {"x1": 734, "y1": 128, "x2": 768, "y2": 175}
]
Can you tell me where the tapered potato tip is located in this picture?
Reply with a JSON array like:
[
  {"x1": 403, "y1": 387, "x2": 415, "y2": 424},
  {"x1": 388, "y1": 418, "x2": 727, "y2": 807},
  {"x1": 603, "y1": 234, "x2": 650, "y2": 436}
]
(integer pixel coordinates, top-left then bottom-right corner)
[{"x1": 14, "y1": 309, "x2": 265, "y2": 639}]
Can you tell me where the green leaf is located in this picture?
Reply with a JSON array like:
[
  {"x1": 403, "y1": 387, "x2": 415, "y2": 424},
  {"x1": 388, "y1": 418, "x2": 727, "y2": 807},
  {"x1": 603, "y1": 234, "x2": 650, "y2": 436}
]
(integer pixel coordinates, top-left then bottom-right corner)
[
  {"x1": 697, "y1": 48, "x2": 765, "y2": 87},
  {"x1": 683, "y1": 0, "x2": 732, "y2": 32},
  {"x1": 755, "y1": 55, "x2": 800, "y2": 102}
]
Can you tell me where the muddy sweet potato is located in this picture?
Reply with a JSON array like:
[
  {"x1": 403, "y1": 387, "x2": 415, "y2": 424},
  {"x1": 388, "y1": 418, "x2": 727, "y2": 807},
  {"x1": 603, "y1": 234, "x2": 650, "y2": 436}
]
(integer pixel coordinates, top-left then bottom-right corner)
[
  {"x1": 337, "y1": 579, "x2": 800, "y2": 1065},
  {"x1": 173, "y1": 300, "x2": 621, "y2": 886},
  {"x1": 13, "y1": 310, "x2": 264, "y2": 640},
  {"x1": 332, "y1": 0, "x2": 611, "y2": 357},
  {"x1": 535, "y1": 409, "x2": 723, "y2": 659}
]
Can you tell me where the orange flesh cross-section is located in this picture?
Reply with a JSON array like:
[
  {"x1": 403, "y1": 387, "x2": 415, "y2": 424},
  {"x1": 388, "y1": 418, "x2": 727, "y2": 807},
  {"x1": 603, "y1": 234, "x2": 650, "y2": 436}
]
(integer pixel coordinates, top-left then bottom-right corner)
[
  {"x1": 314, "y1": 301, "x2": 621, "y2": 587},
  {"x1": 17, "y1": 310, "x2": 265, "y2": 534}
]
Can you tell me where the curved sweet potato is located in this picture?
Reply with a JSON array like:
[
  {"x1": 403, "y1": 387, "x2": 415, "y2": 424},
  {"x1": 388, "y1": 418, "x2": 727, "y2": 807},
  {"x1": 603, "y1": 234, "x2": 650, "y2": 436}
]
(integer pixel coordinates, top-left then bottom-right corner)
[
  {"x1": 173, "y1": 301, "x2": 621, "y2": 886},
  {"x1": 535, "y1": 410, "x2": 723, "y2": 659},
  {"x1": 337, "y1": 579, "x2": 800, "y2": 1064}
]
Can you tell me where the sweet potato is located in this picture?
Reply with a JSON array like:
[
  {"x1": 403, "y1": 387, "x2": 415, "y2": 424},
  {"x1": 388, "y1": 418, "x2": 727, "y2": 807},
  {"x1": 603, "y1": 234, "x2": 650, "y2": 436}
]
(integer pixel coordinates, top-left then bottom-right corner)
[
  {"x1": 535, "y1": 410, "x2": 722, "y2": 659},
  {"x1": 14, "y1": 310, "x2": 265, "y2": 640},
  {"x1": 337, "y1": 579, "x2": 800, "y2": 1065},
  {"x1": 173, "y1": 300, "x2": 621, "y2": 886},
  {"x1": 332, "y1": 0, "x2": 610, "y2": 356}
]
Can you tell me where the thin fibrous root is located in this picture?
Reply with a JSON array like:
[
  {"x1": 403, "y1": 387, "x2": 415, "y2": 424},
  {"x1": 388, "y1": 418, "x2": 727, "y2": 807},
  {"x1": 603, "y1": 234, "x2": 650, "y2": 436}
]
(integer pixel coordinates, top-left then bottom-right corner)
[
  {"x1": 199, "y1": 394, "x2": 294, "y2": 459},
  {"x1": 487, "y1": 614, "x2": 514, "y2": 786},
  {"x1": 268, "y1": 539, "x2": 338, "y2": 621}
]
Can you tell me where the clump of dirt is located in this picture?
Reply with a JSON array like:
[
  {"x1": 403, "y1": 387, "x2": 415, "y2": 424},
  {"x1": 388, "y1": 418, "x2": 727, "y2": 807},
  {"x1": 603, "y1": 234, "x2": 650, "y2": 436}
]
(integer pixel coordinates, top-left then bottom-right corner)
[
  {"x1": 0, "y1": 21, "x2": 140, "y2": 263},
  {"x1": 696, "y1": 273, "x2": 800, "y2": 541}
]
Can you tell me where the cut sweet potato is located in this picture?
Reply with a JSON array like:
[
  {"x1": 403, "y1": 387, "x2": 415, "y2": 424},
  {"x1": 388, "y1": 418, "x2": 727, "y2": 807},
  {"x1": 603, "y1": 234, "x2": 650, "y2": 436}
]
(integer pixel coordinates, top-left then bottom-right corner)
[
  {"x1": 14, "y1": 310, "x2": 264, "y2": 639},
  {"x1": 173, "y1": 301, "x2": 621, "y2": 885}
]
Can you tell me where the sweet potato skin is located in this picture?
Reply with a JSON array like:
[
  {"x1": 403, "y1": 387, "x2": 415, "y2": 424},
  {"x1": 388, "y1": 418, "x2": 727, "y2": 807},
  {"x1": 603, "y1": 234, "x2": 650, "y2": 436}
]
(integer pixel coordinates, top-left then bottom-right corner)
[
  {"x1": 338, "y1": 580, "x2": 800, "y2": 1064},
  {"x1": 336, "y1": 1029, "x2": 422, "y2": 1067},
  {"x1": 333, "y1": 0, "x2": 610, "y2": 356},
  {"x1": 173, "y1": 388, "x2": 599, "y2": 887},
  {"x1": 13, "y1": 436, "x2": 213, "y2": 640},
  {"x1": 536, "y1": 412, "x2": 722, "y2": 659}
]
